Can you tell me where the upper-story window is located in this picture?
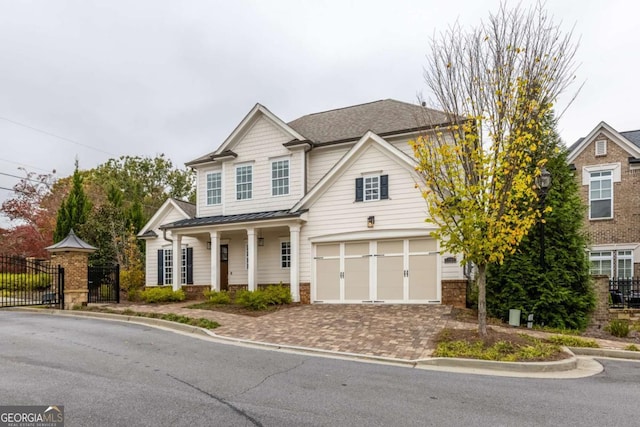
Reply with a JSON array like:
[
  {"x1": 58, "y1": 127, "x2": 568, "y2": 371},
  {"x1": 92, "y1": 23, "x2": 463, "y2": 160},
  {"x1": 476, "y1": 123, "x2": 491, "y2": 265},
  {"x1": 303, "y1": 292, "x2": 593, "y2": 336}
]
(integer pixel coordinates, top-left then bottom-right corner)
[
  {"x1": 589, "y1": 170, "x2": 612, "y2": 219},
  {"x1": 355, "y1": 175, "x2": 388, "y2": 202},
  {"x1": 206, "y1": 172, "x2": 222, "y2": 205},
  {"x1": 236, "y1": 164, "x2": 253, "y2": 200},
  {"x1": 271, "y1": 159, "x2": 289, "y2": 196}
]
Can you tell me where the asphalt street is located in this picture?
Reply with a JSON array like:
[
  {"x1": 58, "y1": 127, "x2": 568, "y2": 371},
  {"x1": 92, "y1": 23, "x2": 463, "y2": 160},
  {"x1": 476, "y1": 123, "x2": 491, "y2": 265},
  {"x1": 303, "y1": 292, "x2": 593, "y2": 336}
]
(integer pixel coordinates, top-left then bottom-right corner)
[{"x1": 1, "y1": 311, "x2": 639, "y2": 426}]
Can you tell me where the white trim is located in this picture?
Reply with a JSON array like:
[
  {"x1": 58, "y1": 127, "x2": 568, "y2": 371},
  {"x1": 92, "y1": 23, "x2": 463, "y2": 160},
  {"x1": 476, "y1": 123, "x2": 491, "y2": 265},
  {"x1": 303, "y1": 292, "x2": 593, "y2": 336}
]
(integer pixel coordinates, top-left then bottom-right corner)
[
  {"x1": 137, "y1": 198, "x2": 193, "y2": 236},
  {"x1": 292, "y1": 131, "x2": 417, "y2": 211},
  {"x1": 587, "y1": 169, "x2": 614, "y2": 220},
  {"x1": 215, "y1": 103, "x2": 306, "y2": 155},
  {"x1": 568, "y1": 121, "x2": 640, "y2": 163},
  {"x1": 309, "y1": 228, "x2": 437, "y2": 243},
  {"x1": 595, "y1": 139, "x2": 607, "y2": 156},
  {"x1": 581, "y1": 163, "x2": 621, "y2": 185}
]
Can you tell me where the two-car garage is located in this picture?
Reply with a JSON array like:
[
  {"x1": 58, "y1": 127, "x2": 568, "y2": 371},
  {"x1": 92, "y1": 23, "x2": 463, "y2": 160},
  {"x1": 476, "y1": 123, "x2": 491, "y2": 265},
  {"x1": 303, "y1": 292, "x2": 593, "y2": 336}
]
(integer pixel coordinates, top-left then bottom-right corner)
[{"x1": 313, "y1": 238, "x2": 439, "y2": 303}]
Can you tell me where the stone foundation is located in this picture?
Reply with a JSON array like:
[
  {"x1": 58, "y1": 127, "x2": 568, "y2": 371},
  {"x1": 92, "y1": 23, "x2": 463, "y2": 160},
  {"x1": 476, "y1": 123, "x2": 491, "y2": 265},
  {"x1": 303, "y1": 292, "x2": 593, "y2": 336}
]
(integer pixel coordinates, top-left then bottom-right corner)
[
  {"x1": 181, "y1": 285, "x2": 210, "y2": 301},
  {"x1": 441, "y1": 279, "x2": 468, "y2": 308},
  {"x1": 227, "y1": 284, "x2": 248, "y2": 299},
  {"x1": 300, "y1": 283, "x2": 310, "y2": 304}
]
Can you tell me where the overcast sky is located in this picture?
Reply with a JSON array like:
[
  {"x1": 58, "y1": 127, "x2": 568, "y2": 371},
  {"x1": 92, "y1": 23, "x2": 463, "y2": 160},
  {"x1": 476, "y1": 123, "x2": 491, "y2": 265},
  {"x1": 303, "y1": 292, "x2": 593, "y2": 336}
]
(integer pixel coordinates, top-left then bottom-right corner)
[{"x1": 1, "y1": 0, "x2": 638, "y2": 216}]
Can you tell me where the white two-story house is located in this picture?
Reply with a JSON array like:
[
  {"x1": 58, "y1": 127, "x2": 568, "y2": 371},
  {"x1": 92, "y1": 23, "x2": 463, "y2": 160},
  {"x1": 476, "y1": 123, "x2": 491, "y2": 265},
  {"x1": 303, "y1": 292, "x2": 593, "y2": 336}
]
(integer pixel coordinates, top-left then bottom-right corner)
[{"x1": 138, "y1": 99, "x2": 466, "y2": 304}]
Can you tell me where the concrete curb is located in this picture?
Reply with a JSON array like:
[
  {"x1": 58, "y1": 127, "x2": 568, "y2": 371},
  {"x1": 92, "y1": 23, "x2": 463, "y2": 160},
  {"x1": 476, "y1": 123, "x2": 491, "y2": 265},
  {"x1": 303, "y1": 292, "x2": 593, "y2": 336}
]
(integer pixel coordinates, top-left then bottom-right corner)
[
  {"x1": 6, "y1": 307, "x2": 637, "y2": 373},
  {"x1": 417, "y1": 347, "x2": 577, "y2": 372},
  {"x1": 569, "y1": 347, "x2": 640, "y2": 361}
]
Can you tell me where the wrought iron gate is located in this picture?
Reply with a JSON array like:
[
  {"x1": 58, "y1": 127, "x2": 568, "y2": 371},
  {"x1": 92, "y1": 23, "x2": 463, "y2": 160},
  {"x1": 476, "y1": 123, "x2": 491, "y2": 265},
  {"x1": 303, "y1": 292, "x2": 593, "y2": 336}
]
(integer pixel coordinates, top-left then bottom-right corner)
[
  {"x1": 88, "y1": 265, "x2": 120, "y2": 303},
  {"x1": 0, "y1": 255, "x2": 64, "y2": 308}
]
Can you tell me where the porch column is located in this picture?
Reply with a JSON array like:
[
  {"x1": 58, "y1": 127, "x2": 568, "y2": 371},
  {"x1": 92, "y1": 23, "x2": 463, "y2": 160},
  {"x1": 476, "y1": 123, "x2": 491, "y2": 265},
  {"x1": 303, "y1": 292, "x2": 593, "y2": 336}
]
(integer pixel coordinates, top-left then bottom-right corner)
[
  {"x1": 172, "y1": 234, "x2": 182, "y2": 291},
  {"x1": 247, "y1": 227, "x2": 257, "y2": 291},
  {"x1": 289, "y1": 224, "x2": 301, "y2": 302},
  {"x1": 210, "y1": 231, "x2": 220, "y2": 291}
]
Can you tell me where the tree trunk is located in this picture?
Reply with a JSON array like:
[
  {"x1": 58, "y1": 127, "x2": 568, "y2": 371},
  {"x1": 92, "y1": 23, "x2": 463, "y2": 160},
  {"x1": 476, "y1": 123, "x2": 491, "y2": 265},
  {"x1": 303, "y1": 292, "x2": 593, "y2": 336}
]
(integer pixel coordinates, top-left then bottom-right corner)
[{"x1": 476, "y1": 263, "x2": 488, "y2": 337}]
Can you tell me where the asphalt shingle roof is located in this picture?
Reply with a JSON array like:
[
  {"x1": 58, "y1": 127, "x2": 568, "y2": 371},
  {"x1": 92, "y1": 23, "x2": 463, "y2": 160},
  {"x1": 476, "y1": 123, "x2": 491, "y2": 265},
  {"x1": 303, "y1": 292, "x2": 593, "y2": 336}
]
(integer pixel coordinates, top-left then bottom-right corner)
[
  {"x1": 287, "y1": 99, "x2": 450, "y2": 145},
  {"x1": 160, "y1": 210, "x2": 304, "y2": 230},
  {"x1": 171, "y1": 198, "x2": 196, "y2": 218}
]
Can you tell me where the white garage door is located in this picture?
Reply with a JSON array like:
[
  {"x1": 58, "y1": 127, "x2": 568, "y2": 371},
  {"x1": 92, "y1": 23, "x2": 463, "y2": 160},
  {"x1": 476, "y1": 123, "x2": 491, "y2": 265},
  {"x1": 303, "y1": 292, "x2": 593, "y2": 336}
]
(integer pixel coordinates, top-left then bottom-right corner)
[{"x1": 313, "y1": 238, "x2": 439, "y2": 303}]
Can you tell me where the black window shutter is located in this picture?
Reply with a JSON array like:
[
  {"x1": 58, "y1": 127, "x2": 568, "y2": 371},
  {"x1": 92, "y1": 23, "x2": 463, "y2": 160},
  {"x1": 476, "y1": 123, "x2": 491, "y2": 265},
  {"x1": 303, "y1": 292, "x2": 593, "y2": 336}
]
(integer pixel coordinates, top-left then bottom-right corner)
[
  {"x1": 380, "y1": 175, "x2": 389, "y2": 200},
  {"x1": 186, "y1": 247, "x2": 194, "y2": 284},
  {"x1": 355, "y1": 177, "x2": 363, "y2": 202},
  {"x1": 157, "y1": 249, "x2": 164, "y2": 285}
]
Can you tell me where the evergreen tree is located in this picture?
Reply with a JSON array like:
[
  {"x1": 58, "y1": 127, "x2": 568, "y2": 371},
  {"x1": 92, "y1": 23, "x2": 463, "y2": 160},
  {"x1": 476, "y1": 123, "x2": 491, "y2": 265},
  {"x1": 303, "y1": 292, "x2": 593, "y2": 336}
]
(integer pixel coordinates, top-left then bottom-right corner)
[
  {"x1": 54, "y1": 160, "x2": 91, "y2": 242},
  {"x1": 486, "y1": 116, "x2": 595, "y2": 330}
]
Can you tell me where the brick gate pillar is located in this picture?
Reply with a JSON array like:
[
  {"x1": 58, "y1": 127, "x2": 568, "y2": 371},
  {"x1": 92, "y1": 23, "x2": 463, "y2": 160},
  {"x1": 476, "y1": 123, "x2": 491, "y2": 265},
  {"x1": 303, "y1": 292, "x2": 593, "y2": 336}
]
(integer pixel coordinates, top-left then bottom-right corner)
[{"x1": 46, "y1": 229, "x2": 97, "y2": 310}]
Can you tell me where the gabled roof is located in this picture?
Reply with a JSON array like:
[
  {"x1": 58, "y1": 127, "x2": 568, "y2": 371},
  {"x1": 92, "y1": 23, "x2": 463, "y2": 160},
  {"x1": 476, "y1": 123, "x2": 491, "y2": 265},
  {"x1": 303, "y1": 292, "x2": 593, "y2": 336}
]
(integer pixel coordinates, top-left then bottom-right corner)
[
  {"x1": 137, "y1": 198, "x2": 195, "y2": 237},
  {"x1": 292, "y1": 131, "x2": 417, "y2": 211},
  {"x1": 160, "y1": 210, "x2": 304, "y2": 230},
  {"x1": 287, "y1": 99, "x2": 450, "y2": 145},
  {"x1": 568, "y1": 121, "x2": 640, "y2": 163},
  {"x1": 186, "y1": 103, "x2": 306, "y2": 167}
]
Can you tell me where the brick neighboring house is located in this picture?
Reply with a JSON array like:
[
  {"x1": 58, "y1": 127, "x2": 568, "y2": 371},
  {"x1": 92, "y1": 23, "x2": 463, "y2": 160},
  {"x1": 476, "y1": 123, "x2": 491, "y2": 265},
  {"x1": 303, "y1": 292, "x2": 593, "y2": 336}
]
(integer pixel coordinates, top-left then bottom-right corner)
[{"x1": 568, "y1": 122, "x2": 640, "y2": 278}]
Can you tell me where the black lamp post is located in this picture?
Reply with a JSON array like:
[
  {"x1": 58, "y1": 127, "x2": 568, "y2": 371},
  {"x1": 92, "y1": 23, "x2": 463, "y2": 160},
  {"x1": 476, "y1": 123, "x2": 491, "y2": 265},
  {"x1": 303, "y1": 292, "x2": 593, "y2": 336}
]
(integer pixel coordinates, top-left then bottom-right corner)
[{"x1": 535, "y1": 167, "x2": 552, "y2": 269}]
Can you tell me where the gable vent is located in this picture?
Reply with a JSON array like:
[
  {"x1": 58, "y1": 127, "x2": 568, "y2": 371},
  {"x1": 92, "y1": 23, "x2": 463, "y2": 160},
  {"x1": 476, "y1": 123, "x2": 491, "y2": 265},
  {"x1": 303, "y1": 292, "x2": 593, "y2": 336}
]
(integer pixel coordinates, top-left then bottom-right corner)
[{"x1": 595, "y1": 139, "x2": 607, "y2": 156}]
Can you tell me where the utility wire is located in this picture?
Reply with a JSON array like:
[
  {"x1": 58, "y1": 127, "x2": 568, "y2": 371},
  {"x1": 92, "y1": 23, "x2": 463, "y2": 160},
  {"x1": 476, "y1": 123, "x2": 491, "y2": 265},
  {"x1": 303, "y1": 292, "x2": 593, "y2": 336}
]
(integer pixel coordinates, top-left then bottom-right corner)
[
  {"x1": 0, "y1": 157, "x2": 52, "y2": 173},
  {"x1": 0, "y1": 116, "x2": 117, "y2": 156},
  {"x1": 0, "y1": 171, "x2": 50, "y2": 184}
]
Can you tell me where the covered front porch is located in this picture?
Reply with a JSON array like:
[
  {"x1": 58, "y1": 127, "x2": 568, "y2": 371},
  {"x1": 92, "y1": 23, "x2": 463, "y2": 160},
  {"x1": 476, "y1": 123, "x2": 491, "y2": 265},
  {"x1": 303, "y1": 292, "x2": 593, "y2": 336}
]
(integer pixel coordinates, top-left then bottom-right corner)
[{"x1": 161, "y1": 211, "x2": 305, "y2": 302}]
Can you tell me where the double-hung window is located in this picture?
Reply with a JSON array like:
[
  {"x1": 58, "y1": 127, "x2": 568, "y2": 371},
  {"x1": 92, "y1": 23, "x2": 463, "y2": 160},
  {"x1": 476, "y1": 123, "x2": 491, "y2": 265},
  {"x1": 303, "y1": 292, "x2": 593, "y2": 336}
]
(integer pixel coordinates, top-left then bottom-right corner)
[
  {"x1": 206, "y1": 172, "x2": 222, "y2": 205},
  {"x1": 236, "y1": 165, "x2": 253, "y2": 200},
  {"x1": 589, "y1": 251, "x2": 612, "y2": 276},
  {"x1": 355, "y1": 174, "x2": 388, "y2": 202},
  {"x1": 271, "y1": 159, "x2": 289, "y2": 196},
  {"x1": 589, "y1": 170, "x2": 612, "y2": 219}
]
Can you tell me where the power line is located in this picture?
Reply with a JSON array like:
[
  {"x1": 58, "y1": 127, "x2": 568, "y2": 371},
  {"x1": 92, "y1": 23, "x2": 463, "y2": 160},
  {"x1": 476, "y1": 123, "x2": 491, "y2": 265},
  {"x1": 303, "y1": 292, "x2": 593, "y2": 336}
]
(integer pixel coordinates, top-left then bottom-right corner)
[
  {"x1": 0, "y1": 116, "x2": 117, "y2": 156},
  {"x1": 0, "y1": 157, "x2": 53, "y2": 173},
  {"x1": 0, "y1": 171, "x2": 50, "y2": 184}
]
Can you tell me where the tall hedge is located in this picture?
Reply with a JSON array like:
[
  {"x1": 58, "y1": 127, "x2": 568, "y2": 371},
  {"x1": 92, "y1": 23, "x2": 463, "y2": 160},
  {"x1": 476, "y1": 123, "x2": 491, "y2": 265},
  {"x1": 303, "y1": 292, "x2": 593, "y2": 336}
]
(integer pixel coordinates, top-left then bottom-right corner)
[{"x1": 486, "y1": 117, "x2": 595, "y2": 330}]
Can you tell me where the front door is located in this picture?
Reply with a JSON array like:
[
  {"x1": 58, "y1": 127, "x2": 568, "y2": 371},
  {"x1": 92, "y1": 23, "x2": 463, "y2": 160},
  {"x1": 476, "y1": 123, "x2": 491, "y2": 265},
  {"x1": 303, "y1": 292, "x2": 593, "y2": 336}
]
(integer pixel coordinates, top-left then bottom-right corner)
[{"x1": 220, "y1": 244, "x2": 229, "y2": 291}]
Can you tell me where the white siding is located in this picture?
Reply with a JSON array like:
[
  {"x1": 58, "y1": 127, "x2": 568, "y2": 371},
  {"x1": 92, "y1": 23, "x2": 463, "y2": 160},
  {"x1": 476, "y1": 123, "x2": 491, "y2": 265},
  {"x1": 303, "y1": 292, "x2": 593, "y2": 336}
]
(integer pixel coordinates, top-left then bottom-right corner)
[
  {"x1": 299, "y1": 144, "x2": 432, "y2": 282},
  {"x1": 441, "y1": 252, "x2": 465, "y2": 279},
  {"x1": 307, "y1": 145, "x2": 351, "y2": 190},
  {"x1": 220, "y1": 117, "x2": 304, "y2": 215}
]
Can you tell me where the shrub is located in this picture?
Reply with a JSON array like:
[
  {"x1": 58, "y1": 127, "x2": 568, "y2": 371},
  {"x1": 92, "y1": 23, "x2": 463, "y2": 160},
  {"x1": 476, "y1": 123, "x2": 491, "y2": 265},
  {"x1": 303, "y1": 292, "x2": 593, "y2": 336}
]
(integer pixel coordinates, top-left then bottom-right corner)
[
  {"x1": 235, "y1": 289, "x2": 269, "y2": 310},
  {"x1": 204, "y1": 290, "x2": 231, "y2": 305},
  {"x1": 0, "y1": 273, "x2": 51, "y2": 291},
  {"x1": 140, "y1": 286, "x2": 186, "y2": 303},
  {"x1": 605, "y1": 319, "x2": 630, "y2": 338},
  {"x1": 263, "y1": 285, "x2": 292, "y2": 305},
  {"x1": 547, "y1": 335, "x2": 599, "y2": 348},
  {"x1": 624, "y1": 344, "x2": 639, "y2": 352}
]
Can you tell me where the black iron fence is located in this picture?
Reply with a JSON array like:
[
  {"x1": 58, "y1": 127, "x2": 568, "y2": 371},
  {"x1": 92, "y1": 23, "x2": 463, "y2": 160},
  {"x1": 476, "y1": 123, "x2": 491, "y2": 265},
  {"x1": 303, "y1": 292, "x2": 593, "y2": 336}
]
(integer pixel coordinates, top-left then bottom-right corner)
[
  {"x1": 88, "y1": 265, "x2": 120, "y2": 303},
  {"x1": 0, "y1": 255, "x2": 64, "y2": 308},
  {"x1": 609, "y1": 278, "x2": 640, "y2": 309}
]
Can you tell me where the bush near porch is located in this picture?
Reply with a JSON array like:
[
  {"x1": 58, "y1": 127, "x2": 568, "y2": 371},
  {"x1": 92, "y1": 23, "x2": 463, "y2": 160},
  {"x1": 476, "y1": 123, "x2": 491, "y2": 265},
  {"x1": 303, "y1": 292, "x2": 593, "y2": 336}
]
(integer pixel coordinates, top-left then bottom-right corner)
[{"x1": 202, "y1": 285, "x2": 292, "y2": 311}]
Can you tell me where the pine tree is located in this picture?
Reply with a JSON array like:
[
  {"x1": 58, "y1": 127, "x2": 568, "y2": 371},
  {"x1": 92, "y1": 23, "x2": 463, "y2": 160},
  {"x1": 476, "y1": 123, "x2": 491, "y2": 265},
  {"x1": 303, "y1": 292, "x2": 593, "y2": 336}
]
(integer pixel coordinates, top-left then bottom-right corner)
[
  {"x1": 54, "y1": 160, "x2": 91, "y2": 242},
  {"x1": 486, "y1": 116, "x2": 595, "y2": 330}
]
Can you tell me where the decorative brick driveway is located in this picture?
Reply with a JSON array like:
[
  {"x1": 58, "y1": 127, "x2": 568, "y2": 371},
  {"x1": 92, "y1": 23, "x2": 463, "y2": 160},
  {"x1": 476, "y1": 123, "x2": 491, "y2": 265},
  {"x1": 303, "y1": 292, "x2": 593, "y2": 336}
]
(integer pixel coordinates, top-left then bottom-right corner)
[{"x1": 99, "y1": 303, "x2": 465, "y2": 360}]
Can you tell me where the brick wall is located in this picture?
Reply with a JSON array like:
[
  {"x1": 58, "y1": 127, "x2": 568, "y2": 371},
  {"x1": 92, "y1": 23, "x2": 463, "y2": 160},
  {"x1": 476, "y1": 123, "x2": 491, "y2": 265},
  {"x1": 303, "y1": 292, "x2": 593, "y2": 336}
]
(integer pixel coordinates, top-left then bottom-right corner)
[
  {"x1": 51, "y1": 251, "x2": 90, "y2": 309},
  {"x1": 181, "y1": 285, "x2": 210, "y2": 300},
  {"x1": 441, "y1": 279, "x2": 467, "y2": 308},
  {"x1": 572, "y1": 134, "x2": 640, "y2": 247},
  {"x1": 299, "y1": 283, "x2": 310, "y2": 304},
  {"x1": 590, "y1": 275, "x2": 611, "y2": 327}
]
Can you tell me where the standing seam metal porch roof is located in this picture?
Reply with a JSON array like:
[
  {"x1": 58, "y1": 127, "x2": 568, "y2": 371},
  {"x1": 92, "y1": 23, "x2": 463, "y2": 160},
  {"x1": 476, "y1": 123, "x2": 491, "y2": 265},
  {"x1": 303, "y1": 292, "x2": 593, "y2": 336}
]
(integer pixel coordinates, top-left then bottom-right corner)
[{"x1": 159, "y1": 210, "x2": 305, "y2": 230}]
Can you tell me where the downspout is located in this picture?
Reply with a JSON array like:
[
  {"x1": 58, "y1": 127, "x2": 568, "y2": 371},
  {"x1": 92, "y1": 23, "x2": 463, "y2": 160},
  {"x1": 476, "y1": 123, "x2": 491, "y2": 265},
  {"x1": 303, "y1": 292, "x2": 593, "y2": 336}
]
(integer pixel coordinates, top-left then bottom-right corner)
[{"x1": 162, "y1": 228, "x2": 173, "y2": 244}]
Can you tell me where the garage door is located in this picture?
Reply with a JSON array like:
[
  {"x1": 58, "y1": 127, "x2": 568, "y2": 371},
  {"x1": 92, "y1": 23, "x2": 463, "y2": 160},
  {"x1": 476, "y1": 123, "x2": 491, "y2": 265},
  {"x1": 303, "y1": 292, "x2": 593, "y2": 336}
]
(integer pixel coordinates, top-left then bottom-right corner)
[{"x1": 314, "y1": 238, "x2": 439, "y2": 303}]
